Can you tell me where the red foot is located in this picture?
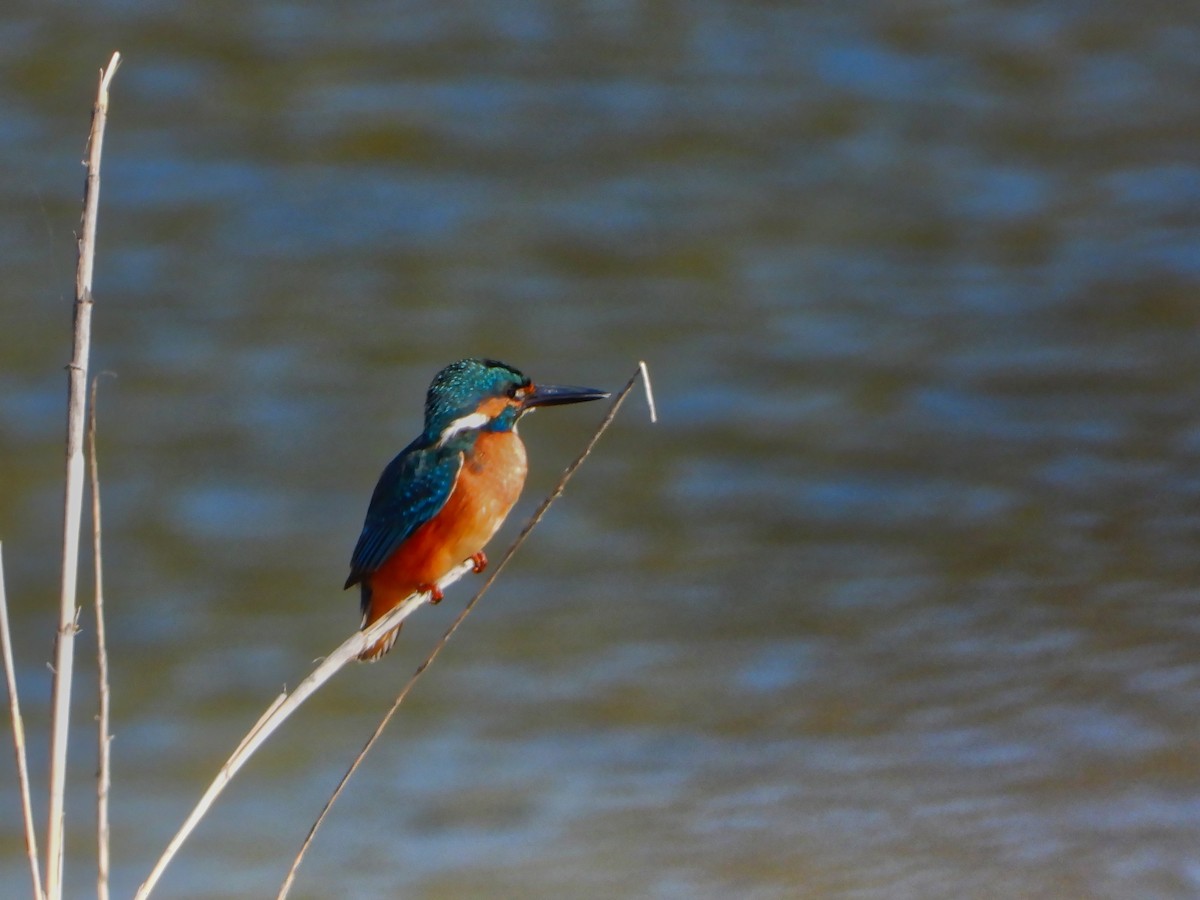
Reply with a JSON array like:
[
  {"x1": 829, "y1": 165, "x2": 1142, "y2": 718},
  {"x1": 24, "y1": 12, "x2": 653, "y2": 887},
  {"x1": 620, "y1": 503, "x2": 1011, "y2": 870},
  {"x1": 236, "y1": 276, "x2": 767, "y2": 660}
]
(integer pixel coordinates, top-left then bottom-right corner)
[
  {"x1": 420, "y1": 583, "x2": 445, "y2": 605},
  {"x1": 470, "y1": 552, "x2": 488, "y2": 574}
]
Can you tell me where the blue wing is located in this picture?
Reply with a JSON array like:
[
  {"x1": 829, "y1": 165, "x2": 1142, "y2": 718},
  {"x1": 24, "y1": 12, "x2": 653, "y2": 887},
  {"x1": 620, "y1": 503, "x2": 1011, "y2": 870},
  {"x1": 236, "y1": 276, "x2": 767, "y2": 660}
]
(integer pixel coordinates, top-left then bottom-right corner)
[{"x1": 344, "y1": 441, "x2": 463, "y2": 589}]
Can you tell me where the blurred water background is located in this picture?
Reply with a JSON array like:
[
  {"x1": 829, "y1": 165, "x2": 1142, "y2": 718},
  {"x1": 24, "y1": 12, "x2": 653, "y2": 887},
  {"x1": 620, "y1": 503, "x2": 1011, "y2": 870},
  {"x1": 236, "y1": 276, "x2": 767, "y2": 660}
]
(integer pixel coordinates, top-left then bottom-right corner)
[{"x1": 2, "y1": 2, "x2": 1200, "y2": 898}]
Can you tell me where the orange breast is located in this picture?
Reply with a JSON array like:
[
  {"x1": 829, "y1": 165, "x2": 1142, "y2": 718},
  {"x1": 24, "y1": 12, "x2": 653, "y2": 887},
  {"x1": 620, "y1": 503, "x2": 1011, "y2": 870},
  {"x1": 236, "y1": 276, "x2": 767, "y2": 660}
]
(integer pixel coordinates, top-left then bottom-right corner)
[{"x1": 367, "y1": 430, "x2": 527, "y2": 619}]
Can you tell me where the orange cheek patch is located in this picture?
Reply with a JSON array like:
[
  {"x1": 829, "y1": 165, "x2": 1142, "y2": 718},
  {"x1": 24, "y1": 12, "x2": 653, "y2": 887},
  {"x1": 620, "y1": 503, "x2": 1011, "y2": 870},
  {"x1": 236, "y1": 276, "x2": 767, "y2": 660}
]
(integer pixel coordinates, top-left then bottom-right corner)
[{"x1": 477, "y1": 396, "x2": 516, "y2": 417}]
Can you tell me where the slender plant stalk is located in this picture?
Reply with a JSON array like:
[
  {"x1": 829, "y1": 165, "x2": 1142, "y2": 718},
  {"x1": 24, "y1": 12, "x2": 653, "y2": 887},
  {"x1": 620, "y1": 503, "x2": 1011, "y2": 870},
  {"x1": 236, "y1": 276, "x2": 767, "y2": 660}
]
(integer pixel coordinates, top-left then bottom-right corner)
[
  {"x1": 0, "y1": 544, "x2": 47, "y2": 900},
  {"x1": 45, "y1": 50, "x2": 120, "y2": 900},
  {"x1": 87, "y1": 378, "x2": 112, "y2": 900},
  {"x1": 276, "y1": 362, "x2": 655, "y2": 898},
  {"x1": 132, "y1": 560, "x2": 476, "y2": 900}
]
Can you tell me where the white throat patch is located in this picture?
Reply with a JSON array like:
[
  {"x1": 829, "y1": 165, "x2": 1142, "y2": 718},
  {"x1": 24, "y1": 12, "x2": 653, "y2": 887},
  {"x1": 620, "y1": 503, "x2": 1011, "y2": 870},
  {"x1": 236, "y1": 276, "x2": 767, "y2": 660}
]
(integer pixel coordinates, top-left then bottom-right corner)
[{"x1": 435, "y1": 411, "x2": 491, "y2": 447}]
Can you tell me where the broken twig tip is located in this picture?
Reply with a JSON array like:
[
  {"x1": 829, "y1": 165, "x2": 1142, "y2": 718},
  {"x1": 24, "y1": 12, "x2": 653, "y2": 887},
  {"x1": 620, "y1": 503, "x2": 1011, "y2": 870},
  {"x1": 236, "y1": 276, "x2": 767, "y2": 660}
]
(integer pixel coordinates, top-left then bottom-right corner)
[
  {"x1": 638, "y1": 361, "x2": 658, "y2": 423},
  {"x1": 102, "y1": 53, "x2": 122, "y2": 89}
]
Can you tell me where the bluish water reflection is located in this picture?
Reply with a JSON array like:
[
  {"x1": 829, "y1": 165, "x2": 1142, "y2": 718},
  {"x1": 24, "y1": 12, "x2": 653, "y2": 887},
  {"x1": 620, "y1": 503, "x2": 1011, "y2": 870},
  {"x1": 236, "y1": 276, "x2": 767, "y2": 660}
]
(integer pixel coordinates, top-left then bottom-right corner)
[{"x1": 1, "y1": 1, "x2": 1200, "y2": 898}]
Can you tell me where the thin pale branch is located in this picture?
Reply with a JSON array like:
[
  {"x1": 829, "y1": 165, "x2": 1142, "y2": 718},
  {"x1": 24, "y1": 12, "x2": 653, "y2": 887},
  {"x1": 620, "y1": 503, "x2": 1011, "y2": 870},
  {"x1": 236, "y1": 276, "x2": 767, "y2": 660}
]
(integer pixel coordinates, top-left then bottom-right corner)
[
  {"x1": 0, "y1": 544, "x2": 46, "y2": 900},
  {"x1": 132, "y1": 559, "x2": 476, "y2": 900},
  {"x1": 277, "y1": 362, "x2": 654, "y2": 898},
  {"x1": 46, "y1": 50, "x2": 120, "y2": 900},
  {"x1": 88, "y1": 377, "x2": 112, "y2": 900}
]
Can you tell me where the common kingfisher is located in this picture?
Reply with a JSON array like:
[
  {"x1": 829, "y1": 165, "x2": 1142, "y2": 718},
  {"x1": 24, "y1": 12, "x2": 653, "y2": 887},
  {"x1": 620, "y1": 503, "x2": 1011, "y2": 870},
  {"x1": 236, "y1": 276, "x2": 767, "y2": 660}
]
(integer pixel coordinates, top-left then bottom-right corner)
[{"x1": 345, "y1": 358, "x2": 609, "y2": 661}]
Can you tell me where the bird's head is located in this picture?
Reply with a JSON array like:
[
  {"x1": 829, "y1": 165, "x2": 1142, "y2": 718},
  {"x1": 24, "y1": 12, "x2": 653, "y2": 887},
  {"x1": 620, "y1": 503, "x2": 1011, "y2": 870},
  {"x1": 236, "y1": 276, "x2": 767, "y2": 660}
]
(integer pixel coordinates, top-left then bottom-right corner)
[{"x1": 423, "y1": 358, "x2": 609, "y2": 448}]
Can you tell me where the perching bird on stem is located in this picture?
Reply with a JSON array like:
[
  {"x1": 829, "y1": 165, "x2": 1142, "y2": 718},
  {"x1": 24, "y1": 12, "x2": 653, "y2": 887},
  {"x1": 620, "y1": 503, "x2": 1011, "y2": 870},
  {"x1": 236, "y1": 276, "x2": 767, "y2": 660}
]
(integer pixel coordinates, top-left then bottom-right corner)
[{"x1": 345, "y1": 358, "x2": 608, "y2": 660}]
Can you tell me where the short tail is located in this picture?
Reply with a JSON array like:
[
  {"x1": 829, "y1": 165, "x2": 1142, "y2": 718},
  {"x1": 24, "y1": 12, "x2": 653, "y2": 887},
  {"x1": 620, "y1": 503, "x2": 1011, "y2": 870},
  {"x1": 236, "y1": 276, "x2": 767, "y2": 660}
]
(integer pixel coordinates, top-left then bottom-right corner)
[
  {"x1": 358, "y1": 624, "x2": 401, "y2": 662},
  {"x1": 356, "y1": 581, "x2": 401, "y2": 662}
]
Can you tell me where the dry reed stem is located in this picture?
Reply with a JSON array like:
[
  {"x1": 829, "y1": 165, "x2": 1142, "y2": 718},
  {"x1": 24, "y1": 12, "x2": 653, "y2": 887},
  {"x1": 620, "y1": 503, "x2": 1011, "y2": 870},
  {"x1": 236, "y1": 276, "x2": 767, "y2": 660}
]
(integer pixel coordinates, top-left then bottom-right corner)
[
  {"x1": 87, "y1": 378, "x2": 112, "y2": 900},
  {"x1": 276, "y1": 362, "x2": 655, "y2": 898},
  {"x1": 0, "y1": 544, "x2": 46, "y2": 900},
  {"x1": 133, "y1": 560, "x2": 476, "y2": 900},
  {"x1": 45, "y1": 50, "x2": 120, "y2": 900}
]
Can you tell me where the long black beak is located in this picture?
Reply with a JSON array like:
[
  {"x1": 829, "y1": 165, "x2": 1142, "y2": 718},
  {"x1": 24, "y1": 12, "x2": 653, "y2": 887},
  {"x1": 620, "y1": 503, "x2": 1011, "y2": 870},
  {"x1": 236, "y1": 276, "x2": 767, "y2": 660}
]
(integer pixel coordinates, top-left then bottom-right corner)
[{"x1": 522, "y1": 382, "x2": 610, "y2": 409}]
